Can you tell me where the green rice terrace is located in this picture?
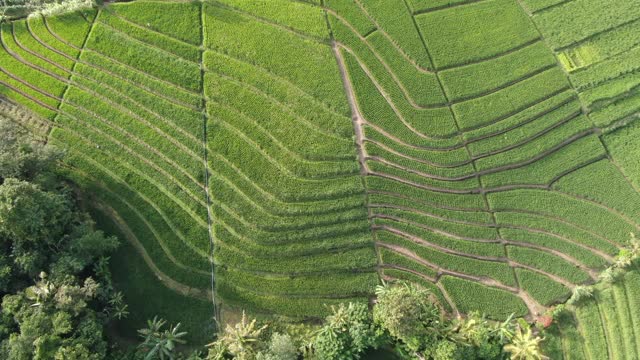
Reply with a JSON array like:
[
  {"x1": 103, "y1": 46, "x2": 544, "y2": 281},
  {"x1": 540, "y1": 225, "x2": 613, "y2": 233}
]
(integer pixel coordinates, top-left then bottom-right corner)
[{"x1": 0, "y1": 0, "x2": 639, "y2": 357}]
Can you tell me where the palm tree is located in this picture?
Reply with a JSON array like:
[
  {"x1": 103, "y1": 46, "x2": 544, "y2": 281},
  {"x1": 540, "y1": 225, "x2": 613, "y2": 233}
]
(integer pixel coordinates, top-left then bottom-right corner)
[
  {"x1": 25, "y1": 272, "x2": 55, "y2": 307},
  {"x1": 503, "y1": 325, "x2": 546, "y2": 360},
  {"x1": 138, "y1": 317, "x2": 187, "y2": 360},
  {"x1": 492, "y1": 313, "x2": 516, "y2": 344},
  {"x1": 568, "y1": 285, "x2": 594, "y2": 305},
  {"x1": 615, "y1": 233, "x2": 640, "y2": 269},
  {"x1": 108, "y1": 291, "x2": 129, "y2": 320},
  {"x1": 220, "y1": 311, "x2": 267, "y2": 360}
]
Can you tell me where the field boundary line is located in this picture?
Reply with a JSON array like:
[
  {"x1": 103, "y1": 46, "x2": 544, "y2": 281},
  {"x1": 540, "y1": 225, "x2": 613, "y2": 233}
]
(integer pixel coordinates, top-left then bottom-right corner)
[
  {"x1": 62, "y1": 162, "x2": 210, "y2": 273},
  {"x1": 44, "y1": 7, "x2": 97, "y2": 144},
  {"x1": 92, "y1": 201, "x2": 211, "y2": 300},
  {"x1": 199, "y1": 0, "x2": 219, "y2": 329}
]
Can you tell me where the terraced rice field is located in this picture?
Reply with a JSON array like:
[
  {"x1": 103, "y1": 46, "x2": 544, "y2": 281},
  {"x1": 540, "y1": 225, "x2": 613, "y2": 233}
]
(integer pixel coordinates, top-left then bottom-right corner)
[
  {"x1": 0, "y1": 0, "x2": 638, "y2": 336},
  {"x1": 543, "y1": 266, "x2": 640, "y2": 360}
]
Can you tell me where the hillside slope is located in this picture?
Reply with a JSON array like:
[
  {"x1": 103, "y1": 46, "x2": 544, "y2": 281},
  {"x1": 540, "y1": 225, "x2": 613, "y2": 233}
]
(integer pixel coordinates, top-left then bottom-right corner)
[{"x1": 0, "y1": 0, "x2": 638, "y2": 336}]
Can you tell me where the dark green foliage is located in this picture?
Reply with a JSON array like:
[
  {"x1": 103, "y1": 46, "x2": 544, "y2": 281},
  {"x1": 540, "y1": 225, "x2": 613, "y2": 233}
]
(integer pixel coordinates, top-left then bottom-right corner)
[
  {"x1": 0, "y1": 119, "x2": 120, "y2": 359},
  {"x1": 314, "y1": 303, "x2": 380, "y2": 360}
]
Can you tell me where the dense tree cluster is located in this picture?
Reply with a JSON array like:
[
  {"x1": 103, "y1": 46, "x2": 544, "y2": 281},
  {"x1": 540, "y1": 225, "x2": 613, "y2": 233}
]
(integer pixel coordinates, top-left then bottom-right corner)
[
  {"x1": 200, "y1": 282, "x2": 545, "y2": 360},
  {"x1": 0, "y1": 118, "x2": 121, "y2": 359}
]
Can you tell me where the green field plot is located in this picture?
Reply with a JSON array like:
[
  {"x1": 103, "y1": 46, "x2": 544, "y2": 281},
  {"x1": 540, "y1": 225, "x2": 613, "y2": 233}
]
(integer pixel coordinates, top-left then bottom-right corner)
[
  {"x1": 201, "y1": 1, "x2": 378, "y2": 319},
  {"x1": 416, "y1": 0, "x2": 539, "y2": 69},
  {"x1": 1, "y1": 0, "x2": 639, "y2": 343},
  {"x1": 544, "y1": 267, "x2": 640, "y2": 360},
  {"x1": 528, "y1": 0, "x2": 640, "y2": 129}
]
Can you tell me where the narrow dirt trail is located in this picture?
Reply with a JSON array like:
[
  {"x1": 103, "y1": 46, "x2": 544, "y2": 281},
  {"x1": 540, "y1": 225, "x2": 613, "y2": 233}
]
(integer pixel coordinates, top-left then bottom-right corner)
[
  {"x1": 378, "y1": 242, "x2": 545, "y2": 317},
  {"x1": 93, "y1": 202, "x2": 212, "y2": 301},
  {"x1": 333, "y1": 41, "x2": 369, "y2": 176}
]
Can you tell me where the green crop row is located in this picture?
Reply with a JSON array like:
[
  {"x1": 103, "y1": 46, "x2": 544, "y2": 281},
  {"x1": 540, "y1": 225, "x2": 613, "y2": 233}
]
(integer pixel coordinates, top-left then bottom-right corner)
[
  {"x1": 98, "y1": 12, "x2": 201, "y2": 63},
  {"x1": 71, "y1": 72, "x2": 204, "y2": 152},
  {"x1": 501, "y1": 228, "x2": 608, "y2": 269},
  {"x1": 213, "y1": 237, "x2": 377, "y2": 274},
  {"x1": 366, "y1": 176, "x2": 486, "y2": 210},
  {"x1": 217, "y1": 268, "x2": 378, "y2": 297},
  {"x1": 208, "y1": 133, "x2": 363, "y2": 203},
  {"x1": 216, "y1": 280, "x2": 368, "y2": 319},
  {"x1": 209, "y1": 158, "x2": 365, "y2": 217},
  {"x1": 374, "y1": 217, "x2": 504, "y2": 258},
  {"x1": 376, "y1": 230, "x2": 517, "y2": 287},
  {"x1": 603, "y1": 119, "x2": 640, "y2": 191},
  {"x1": 580, "y1": 73, "x2": 640, "y2": 110},
  {"x1": 55, "y1": 149, "x2": 212, "y2": 282},
  {"x1": 595, "y1": 288, "x2": 627, "y2": 360},
  {"x1": 571, "y1": 45, "x2": 640, "y2": 91},
  {"x1": 363, "y1": 126, "x2": 469, "y2": 166},
  {"x1": 204, "y1": 80, "x2": 356, "y2": 162},
  {"x1": 12, "y1": 21, "x2": 75, "y2": 70},
  {"x1": 203, "y1": 4, "x2": 349, "y2": 115},
  {"x1": 87, "y1": 22, "x2": 201, "y2": 91},
  {"x1": 342, "y1": 50, "x2": 459, "y2": 144},
  {"x1": 475, "y1": 114, "x2": 592, "y2": 172},
  {"x1": 488, "y1": 189, "x2": 636, "y2": 245},
  {"x1": 213, "y1": 0, "x2": 328, "y2": 39},
  {"x1": 554, "y1": 159, "x2": 640, "y2": 225},
  {"x1": 91, "y1": 207, "x2": 214, "y2": 345},
  {"x1": 480, "y1": 135, "x2": 605, "y2": 188},
  {"x1": 367, "y1": 31, "x2": 445, "y2": 107},
  {"x1": 467, "y1": 98, "x2": 582, "y2": 156},
  {"x1": 381, "y1": 268, "x2": 452, "y2": 311},
  {"x1": 623, "y1": 271, "x2": 640, "y2": 355},
  {"x1": 463, "y1": 90, "x2": 576, "y2": 141},
  {"x1": 324, "y1": 0, "x2": 376, "y2": 36},
  {"x1": 358, "y1": 0, "x2": 433, "y2": 69},
  {"x1": 213, "y1": 179, "x2": 368, "y2": 233},
  {"x1": 212, "y1": 201, "x2": 371, "y2": 246},
  {"x1": 203, "y1": 51, "x2": 353, "y2": 136},
  {"x1": 43, "y1": 9, "x2": 95, "y2": 48},
  {"x1": 368, "y1": 192, "x2": 494, "y2": 224},
  {"x1": 563, "y1": 18, "x2": 640, "y2": 72},
  {"x1": 440, "y1": 275, "x2": 528, "y2": 320},
  {"x1": 332, "y1": 18, "x2": 459, "y2": 140},
  {"x1": 407, "y1": 0, "x2": 470, "y2": 12},
  {"x1": 532, "y1": 0, "x2": 640, "y2": 49},
  {"x1": 555, "y1": 312, "x2": 588, "y2": 360},
  {"x1": 520, "y1": 0, "x2": 566, "y2": 12},
  {"x1": 574, "y1": 299, "x2": 608, "y2": 360},
  {"x1": 379, "y1": 247, "x2": 439, "y2": 279},
  {"x1": 62, "y1": 85, "x2": 203, "y2": 173},
  {"x1": 590, "y1": 90, "x2": 640, "y2": 129},
  {"x1": 515, "y1": 268, "x2": 569, "y2": 306},
  {"x1": 417, "y1": 0, "x2": 539, "y2": 69},
  {"x1": 365, "y1": 141, "x2": 475, "y2": 179},
  {"x1": 52, "y1": 125, "x2": 210, "y2": 252},
  {"x1": 79, "y1": 50, "x2": 202, "y2": 108},
  {"x1": 55, "y1": 103, "x2": 204, "y2": 205},
  {"x1": 453, "y1": 67, "x2": 569, "y2": 131},
  {"x1": 27, "y1": 17, "x2": 80, "y2": 58},
  {"x1": 495, "y1": 211, "x2": 620, "y2": 256},
  {"x1": 610, "y1": 284, "x2": 639, "y2": 359},
  {"x1": 109, "y1": 1, "x2": 201, "y2": 45},
  {"x1": 373, "y1": 206, "x2": 498, "y2": 240},
  {"x1": 0, "y1": 67, "x2": 59, "y2": 119},
  {"x1": 507, "y1": 245, "x2": 591, "y2": 284},
  {"x1": 214, "y1": 226, "x2": 372, "y2": 260},
  {"x1": 366, "y1": 160, "x2": 480, "y2": 191},
  {"x1": 74, "y1": 63, "x2": 203, "y2": 137},
  {"x1": 54, "y1": 104, "x2": 205, "y2": 211},
  {"x1": 208, "y1": 107, "x2": 359, "y2": 180},
  {"x1": 440, "y1": 41, "x2": 556, "y2": 101},
  {"x1": 1, "y1": 26, "x2": 69, "y2": 96}
]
